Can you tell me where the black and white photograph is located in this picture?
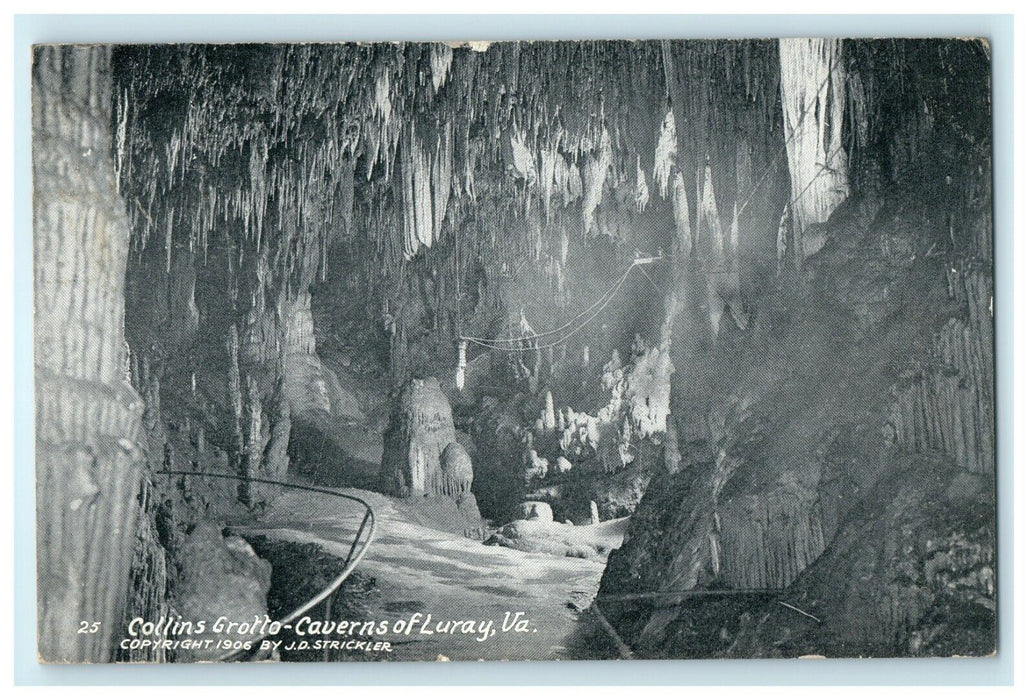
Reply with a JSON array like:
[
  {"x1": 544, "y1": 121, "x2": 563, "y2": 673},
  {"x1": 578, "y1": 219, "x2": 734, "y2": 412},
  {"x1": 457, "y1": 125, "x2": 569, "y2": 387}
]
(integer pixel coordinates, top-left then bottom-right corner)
[{"x1": 31, "y1": 36, "x2": 998, "y2": 665}]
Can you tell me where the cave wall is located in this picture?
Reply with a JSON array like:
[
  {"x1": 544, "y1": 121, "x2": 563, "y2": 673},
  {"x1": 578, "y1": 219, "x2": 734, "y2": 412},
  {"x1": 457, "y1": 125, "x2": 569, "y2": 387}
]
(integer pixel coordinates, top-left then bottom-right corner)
[{"x1": 597, "y1": 38, "x2": 995, "y2": 658}]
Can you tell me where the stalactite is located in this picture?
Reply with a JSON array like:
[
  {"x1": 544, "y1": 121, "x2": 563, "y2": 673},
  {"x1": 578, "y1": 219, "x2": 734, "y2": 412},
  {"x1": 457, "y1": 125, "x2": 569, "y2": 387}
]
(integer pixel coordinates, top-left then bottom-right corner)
[
  {"x1": 776, "y1": 202, "x2": 791, "y2": 275},
  {"x1": 729, "y1": 138, "x2": 752, "y2": 263},
  {"x1": 400, "y1": 123, "x2": 452, "y2": 259},
  {"x1": 507, "y1": 132, "x2": 538, "y2": 182},
  {"x1": 779, "y1": 38, "x2": 850, "y2": 268},
  {"x1": 374, "y1": 65, "x2": 393, "y2": 124},
  {"x1": 429, "y1": 44, "x2": 453, "y2": 94},
  {"x1": 539, "y1": 143, "x2": 560, "y2": 219},
  {"x1": 432, "y1": 125, "x2": 453, "y2": 240},
  {"x1": 671, "y1": 173, "x2": 693, "y2": 251},
  {"x1": 634, "y1": 155, "x2": 650, "y2": 212},
  {"x1": 560, "y1": 159, "x2": 582, "y2": 204},
  {"x1": 401, "y1": 124, "x2": 434, "y2": 257},
  {"x1": 226, "y1": 323, "x2": 246, "y2": 502},
  {"x1": 653, "y1": 109, "x2": 678, "y2": 199},
  {"x1": 581, "y1": 128, "x2": 613, "y2": 235},
  {"x1": 110, "y1": 41, "x2": 794, "y2": 545},
  {"x1": 698, "y1": 163, "x2": 723, "y2": 259}
]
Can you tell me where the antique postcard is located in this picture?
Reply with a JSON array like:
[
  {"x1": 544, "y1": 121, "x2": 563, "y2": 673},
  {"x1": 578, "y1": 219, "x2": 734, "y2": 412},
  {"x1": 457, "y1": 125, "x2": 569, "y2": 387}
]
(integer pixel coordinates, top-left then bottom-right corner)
[{"x1": 32, "y1": 38, "x2": 995, "y2": 663}]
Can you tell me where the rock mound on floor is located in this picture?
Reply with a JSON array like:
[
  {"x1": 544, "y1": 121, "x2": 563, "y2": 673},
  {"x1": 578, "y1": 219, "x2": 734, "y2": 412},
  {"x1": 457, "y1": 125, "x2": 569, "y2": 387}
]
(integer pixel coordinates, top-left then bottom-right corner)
[
  {"x1": 484, "y1": 516, "x2": 629, "y2": 561},
  {"x1": 516, "y1": 501, "x2": 553, "y2": 521},
  {"x1": 173, "y1": 520, "x2": 272, "y2": 661}
]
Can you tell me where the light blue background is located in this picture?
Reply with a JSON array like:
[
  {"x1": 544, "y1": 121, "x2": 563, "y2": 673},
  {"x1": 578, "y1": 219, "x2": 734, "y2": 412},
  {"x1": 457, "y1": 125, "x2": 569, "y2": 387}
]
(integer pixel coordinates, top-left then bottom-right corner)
[{"x1": 13, "y1": 13, "x2": 1014, "y2": 686}]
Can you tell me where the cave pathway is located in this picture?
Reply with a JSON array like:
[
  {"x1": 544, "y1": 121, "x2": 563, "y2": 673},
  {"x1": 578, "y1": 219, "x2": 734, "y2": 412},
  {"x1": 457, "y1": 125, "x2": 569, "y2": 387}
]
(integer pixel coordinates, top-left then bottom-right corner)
[{"x1": 233, "y1": 486, "x2": 608, "y2": 661}]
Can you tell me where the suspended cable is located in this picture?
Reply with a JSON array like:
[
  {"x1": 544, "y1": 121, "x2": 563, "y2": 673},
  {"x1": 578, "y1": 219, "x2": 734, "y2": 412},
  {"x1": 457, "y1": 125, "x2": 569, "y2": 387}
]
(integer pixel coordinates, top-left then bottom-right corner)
[
  {"x1": 466, "y1": 268, "x2": 629, "y2": 351},
  {"x1": 460, "y1": 263, "x2": 635, "y2": 346},
  {"x1": 459, "y1": 256, "x2": 663, "y2": 350},
  {"x1": 635, "y1": 262, "x2": 665, "y2": 295}
]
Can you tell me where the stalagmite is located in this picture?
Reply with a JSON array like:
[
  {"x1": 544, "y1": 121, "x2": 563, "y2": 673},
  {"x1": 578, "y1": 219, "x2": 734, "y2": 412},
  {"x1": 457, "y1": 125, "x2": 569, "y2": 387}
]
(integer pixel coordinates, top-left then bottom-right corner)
[
  {"x1": 381, "y1": 378, "x2": 478, "y2": 512},
  {"x1": 245, "y1": 375, "x2": 263, "y2": 489},
  {"x1": 455, "y1": 339, "x2": 467, "y2": 391},
  {"x1": 440, "y1": 442, "x2": 474, "y2": 500},
  {"x1": 542, "y1": 390, "x2": 556, "y2": 431},
  {"x1": 554, "y1": 455, "x2": 573, "y2": 474},
  {"x1": 525, "y1": 449, "x2": 550, "y2": 481}
]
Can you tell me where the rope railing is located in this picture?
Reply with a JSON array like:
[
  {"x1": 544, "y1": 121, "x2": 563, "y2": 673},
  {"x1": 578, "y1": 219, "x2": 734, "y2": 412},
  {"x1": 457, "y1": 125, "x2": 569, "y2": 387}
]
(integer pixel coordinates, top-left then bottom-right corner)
[{"x1": 157, "y1": 470, "x2": 377, "y2": 662}]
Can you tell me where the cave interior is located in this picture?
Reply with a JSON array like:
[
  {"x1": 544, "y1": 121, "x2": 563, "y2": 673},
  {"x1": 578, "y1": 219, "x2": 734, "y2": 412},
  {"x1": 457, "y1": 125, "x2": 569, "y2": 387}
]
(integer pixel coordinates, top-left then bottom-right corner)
[{"x1": 32, "y1": 39, "x2": 995, "y2": 662}]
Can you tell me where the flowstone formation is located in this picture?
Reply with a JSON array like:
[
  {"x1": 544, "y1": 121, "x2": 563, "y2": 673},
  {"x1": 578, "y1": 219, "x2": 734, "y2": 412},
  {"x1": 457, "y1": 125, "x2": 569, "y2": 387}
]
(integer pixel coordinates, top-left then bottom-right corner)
[{"x1": 380, "y1": 377, "x2": 479, "y2": 522}]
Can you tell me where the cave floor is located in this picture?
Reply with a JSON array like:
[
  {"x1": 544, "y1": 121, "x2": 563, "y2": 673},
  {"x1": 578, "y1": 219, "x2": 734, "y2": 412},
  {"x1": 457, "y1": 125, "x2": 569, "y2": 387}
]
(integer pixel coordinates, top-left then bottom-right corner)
[{"x1": 231, "y1": 486, "x2": 611, "y2": 662}]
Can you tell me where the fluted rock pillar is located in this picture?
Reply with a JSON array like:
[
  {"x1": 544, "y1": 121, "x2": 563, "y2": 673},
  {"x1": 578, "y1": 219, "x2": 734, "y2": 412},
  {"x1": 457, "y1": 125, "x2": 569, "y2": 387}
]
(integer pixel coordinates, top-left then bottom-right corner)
[{"x1": 33, "y1": 45, "x2": 146, "y2": 663}]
